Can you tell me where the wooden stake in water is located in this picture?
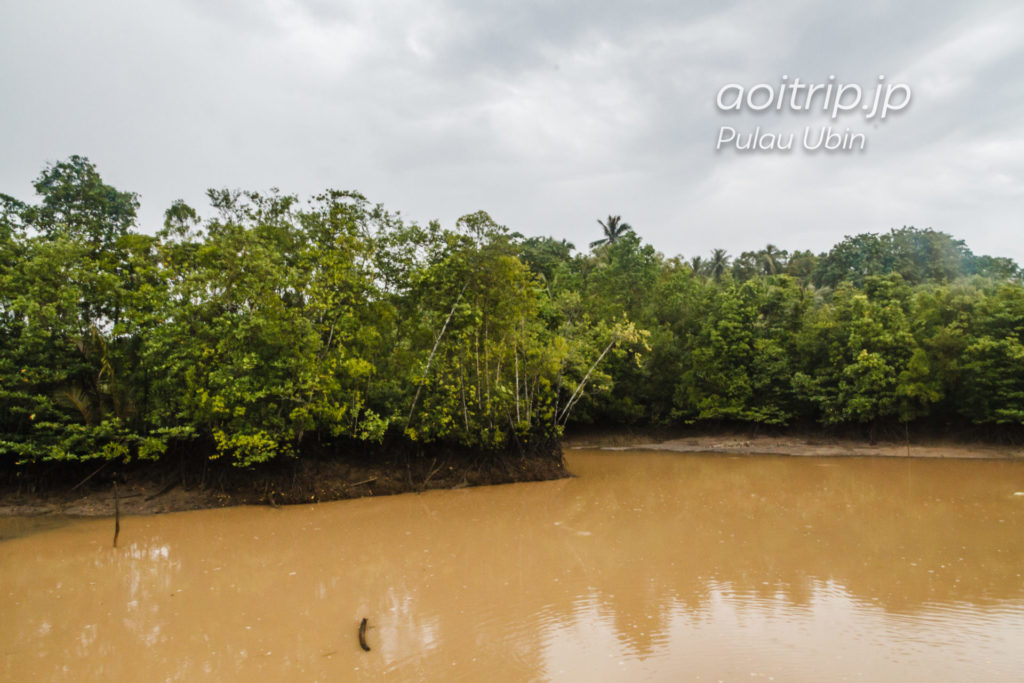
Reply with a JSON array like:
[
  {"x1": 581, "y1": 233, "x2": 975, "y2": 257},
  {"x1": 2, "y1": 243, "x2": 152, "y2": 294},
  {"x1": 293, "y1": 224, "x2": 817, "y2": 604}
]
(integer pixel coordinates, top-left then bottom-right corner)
[{"x1": 113, "y1": 480, "x2": 121, "y2": 548}]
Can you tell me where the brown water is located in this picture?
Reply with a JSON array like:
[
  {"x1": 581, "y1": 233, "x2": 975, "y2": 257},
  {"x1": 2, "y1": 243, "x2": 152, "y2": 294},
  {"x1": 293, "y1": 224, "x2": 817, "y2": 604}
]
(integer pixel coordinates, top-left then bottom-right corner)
[{"x1": 3, "y1": 451, "x2": 1024, "y2": 681}]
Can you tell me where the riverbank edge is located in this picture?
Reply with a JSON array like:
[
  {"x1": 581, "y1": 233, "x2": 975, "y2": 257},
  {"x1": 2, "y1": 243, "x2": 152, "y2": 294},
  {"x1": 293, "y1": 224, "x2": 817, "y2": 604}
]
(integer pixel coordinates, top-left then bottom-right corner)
[
  {"x1": 563, "y1": 427, "x2": 1024, "y2": 459},
  {"x1": 4, "y1": 428, "x2": 1023, "y2": 518},
  {"x1": 0, "y1": 443, "x2": 568, "y2": 518}
]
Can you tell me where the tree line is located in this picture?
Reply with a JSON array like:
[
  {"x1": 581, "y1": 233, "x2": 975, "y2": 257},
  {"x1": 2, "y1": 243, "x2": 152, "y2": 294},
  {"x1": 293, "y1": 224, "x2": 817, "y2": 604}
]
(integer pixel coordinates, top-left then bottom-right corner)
[
  {"x1": 0, "y1": 157, "x2": 642, "y2": 467},
  {"x1": 1, "y1": 157, "x2": 1022, "y2": 468},
  {"x1": 536, "y1": 216, "x2": 1023, "y2": 432}
]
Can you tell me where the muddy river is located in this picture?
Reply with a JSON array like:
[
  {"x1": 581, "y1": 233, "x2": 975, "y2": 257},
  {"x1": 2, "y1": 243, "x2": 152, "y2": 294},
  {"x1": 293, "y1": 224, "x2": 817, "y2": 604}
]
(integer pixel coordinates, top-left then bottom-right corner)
[{"x1": 3, "y1": 451, "x2": 1024, "y2": 681}]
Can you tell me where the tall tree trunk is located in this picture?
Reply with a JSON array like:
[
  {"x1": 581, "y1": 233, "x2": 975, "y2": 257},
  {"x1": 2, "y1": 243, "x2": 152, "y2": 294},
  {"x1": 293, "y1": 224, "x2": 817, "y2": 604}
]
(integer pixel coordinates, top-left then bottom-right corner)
[{"x1": 407, "y1": 284, "x2": 467, "y2": 426}]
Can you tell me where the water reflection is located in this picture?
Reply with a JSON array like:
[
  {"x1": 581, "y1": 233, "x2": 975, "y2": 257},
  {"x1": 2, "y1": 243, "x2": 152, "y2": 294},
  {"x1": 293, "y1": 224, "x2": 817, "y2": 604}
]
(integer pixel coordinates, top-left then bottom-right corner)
[
  {"x1": 0, "y1": 515, "x2": 71, "y2": 542},
  {"x1": 1, "y1": 452, "x2": 1023, "y2": 681}
]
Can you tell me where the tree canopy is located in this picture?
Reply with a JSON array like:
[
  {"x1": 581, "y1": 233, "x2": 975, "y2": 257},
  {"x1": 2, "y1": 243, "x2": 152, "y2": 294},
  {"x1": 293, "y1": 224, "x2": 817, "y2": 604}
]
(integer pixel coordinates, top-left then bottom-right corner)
[{"x1": 2, "y1": 157, "x2": 1022, "y2": 469}]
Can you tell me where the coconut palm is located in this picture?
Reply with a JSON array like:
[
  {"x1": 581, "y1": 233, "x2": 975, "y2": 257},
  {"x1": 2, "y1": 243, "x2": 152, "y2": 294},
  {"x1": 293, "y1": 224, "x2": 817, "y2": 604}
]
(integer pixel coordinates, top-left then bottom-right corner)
[
  {"x1": 709, "y1": 248, "x2": 730, "y2": 282},
  {"x1": 689, "y1": 255, "x2": 706, "y2": 277},
  {"x1": 760, "y1": 244, "x2": 784, "y2": 275},
  {"x1": 589, "y1": 215, "x2": 633, "y2": 249}
]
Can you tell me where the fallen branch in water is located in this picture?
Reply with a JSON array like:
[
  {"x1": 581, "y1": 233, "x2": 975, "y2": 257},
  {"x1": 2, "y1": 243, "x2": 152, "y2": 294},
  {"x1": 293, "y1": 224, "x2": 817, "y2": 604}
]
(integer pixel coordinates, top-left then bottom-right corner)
[{"x1": 358, "y1": 617, "x2": 371, "y2": 651}]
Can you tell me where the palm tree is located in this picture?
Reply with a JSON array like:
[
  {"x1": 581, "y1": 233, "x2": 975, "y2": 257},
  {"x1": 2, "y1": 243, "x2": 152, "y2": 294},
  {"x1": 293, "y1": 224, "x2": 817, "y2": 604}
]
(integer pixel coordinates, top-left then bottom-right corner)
[
  {"x1": 689, "y1": 255, "x2": 706, "y2": 278},
  {"x1": 760, "y1": 244, "x2": 783, "y2": 275},
  {"x1": 589, "y1": 215, "x2": 633, "y2": 249},
  {"x1": 709, "y1": 248, "x2": 730, "y2": 282}
]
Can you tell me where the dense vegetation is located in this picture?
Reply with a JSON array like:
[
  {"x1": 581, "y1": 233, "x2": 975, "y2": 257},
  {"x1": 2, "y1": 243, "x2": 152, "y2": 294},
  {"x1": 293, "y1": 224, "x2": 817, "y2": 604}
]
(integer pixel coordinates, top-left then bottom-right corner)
[
  {"x1": 2, "y1": 157, "x2": 1022, "y2": 468},
  {"x1": 546, "y1": 227, "x2": 1023, "y2": 433},
  {"x1": 0, "y1": 157, "x2": 642, "y2": 467}
]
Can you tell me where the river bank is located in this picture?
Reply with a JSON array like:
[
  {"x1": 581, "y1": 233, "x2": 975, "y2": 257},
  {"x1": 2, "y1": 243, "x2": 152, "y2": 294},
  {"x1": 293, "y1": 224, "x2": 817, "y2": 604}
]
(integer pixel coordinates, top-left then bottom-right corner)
[
  {"x1": 0, "y1": 446, "x2": 567, "y2": 519},
  {"x1": 3, "y1": 429, "x2": 1022, "y2": 520},
  {"x1": 564, "y1": 430, "x2": 1024, "y2": 459}
]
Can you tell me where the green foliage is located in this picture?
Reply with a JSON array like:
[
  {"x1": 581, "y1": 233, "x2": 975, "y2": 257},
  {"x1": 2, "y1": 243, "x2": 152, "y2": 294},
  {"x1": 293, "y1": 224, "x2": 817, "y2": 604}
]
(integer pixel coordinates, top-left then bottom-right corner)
[
  {"x1": 2, "y1": 159, "x2": 644, "y2": 467},
  {"x1": 810, "y1": 227, "x2": 1000, "y2": 288},
  {"x1": 3, "y1": 158, "x2": 1023, "y2": 470},
  {"x1": 28, "y1": 155, "x2": 139, "y2": 245},
  {"x1": 674, "y1": 276, "x2": 804, "y2": 424}
]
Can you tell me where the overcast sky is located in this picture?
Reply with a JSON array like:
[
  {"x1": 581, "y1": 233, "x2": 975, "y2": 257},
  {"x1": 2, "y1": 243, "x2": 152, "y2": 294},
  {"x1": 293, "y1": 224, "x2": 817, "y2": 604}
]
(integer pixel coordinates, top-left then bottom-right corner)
[{"x1": 2, "y1": 0, "x2": 1022, "y2": 263}]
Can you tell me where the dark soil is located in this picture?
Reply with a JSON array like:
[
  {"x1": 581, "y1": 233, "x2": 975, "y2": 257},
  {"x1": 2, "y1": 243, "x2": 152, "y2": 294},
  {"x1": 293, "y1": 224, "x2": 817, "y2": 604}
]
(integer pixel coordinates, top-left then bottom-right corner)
[
  {"x1": 6, "y1": 423, "x2": 1020, "y2": 520},
  {"x1": 0, "y1": 441, "x2": 568, "y2": 518}
]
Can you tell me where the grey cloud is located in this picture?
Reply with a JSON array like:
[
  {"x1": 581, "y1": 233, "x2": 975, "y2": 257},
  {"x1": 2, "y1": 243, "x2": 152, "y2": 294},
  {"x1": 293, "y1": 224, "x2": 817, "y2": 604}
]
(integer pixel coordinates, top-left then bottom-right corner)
[{"x1": 1, "y1": 0, "x2": 1022, "y2": 264}]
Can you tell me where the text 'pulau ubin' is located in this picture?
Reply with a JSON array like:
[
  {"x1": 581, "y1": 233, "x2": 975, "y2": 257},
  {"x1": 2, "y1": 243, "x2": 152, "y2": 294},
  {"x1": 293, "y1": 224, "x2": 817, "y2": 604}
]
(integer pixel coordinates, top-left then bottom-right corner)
[{"x1": 714, "y1": 75, "x2": 911, "y2": 153}]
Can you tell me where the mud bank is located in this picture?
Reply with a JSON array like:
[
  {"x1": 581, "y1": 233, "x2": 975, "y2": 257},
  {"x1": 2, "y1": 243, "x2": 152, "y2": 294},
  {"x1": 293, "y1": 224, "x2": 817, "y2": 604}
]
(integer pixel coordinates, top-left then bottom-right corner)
[
  {"x1": 0, "y1": 447, "x2": 567, "y2": 519},
  {"x1": 564, "y1": 430, "x2": 1024, "y2": 459},
  {"x1": 6, "y1": 428, "x2": 1022, "y2": 521}
]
